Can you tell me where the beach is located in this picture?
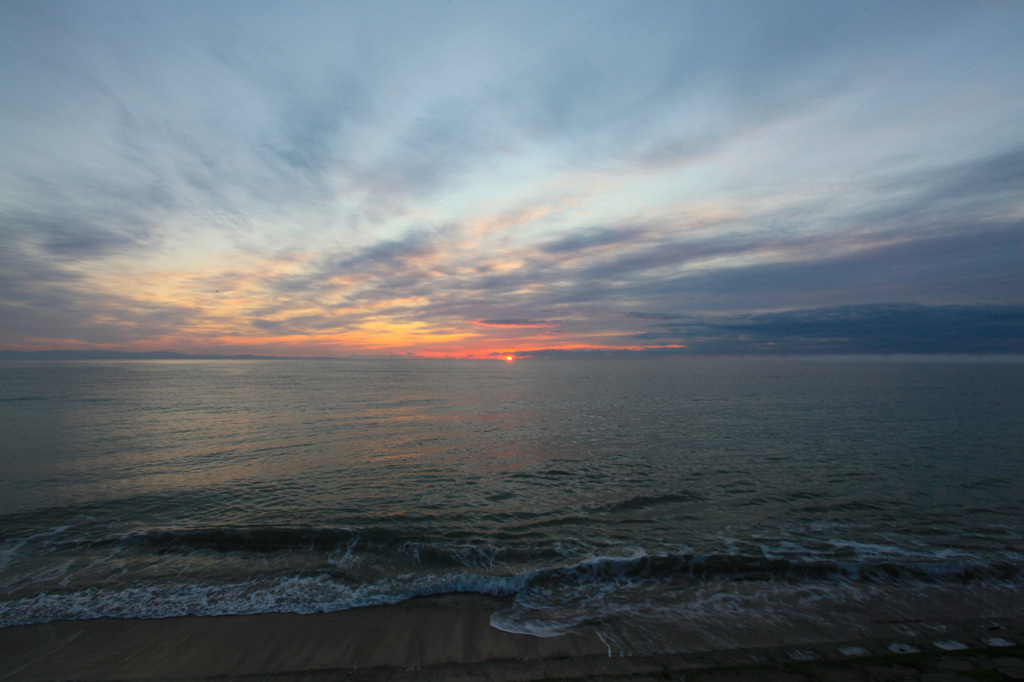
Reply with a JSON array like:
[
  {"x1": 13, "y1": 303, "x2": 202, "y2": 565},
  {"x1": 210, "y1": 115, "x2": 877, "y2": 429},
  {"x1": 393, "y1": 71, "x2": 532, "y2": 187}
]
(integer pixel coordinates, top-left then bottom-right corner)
[{"x1": 2, "y1": 594, "x2": 1023, "y2": 681}]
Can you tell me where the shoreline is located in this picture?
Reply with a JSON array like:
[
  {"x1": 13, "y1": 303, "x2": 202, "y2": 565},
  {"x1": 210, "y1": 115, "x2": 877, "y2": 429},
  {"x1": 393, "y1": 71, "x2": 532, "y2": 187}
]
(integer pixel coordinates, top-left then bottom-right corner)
[{"x1": 2, "y1": 595, "x2": 1022, "y2": 681}]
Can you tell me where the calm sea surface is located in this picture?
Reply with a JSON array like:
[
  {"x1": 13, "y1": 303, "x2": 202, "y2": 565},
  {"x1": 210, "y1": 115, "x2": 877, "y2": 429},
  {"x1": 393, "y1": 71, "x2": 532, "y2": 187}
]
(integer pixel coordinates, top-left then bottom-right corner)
[{"x1": 1, "y1": 358, "x2": 1022, "y2": 649}]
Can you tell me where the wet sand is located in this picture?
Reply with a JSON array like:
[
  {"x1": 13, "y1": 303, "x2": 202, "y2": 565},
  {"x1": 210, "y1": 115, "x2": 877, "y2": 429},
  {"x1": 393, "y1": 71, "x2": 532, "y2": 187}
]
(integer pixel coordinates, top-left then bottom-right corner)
[
  {"x1": 1, "y1": 595, "x2": 1022, "y2": 681},
  {"x1": 0, "y1": 595, "x2": 605, "y2": 680}
]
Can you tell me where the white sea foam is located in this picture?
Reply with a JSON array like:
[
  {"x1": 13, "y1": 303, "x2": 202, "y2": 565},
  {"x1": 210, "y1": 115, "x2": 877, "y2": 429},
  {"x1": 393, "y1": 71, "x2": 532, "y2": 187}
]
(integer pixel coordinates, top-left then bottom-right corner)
[{"x1": 0, "y1": 569, "x2": 537, "y2": 627}]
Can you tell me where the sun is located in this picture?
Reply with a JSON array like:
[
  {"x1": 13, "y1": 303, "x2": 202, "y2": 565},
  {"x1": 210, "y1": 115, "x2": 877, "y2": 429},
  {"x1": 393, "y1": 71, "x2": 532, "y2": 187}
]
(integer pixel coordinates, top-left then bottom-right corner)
[{"x1": 505, "y1": 356, "x2": 514, "y2": 362}]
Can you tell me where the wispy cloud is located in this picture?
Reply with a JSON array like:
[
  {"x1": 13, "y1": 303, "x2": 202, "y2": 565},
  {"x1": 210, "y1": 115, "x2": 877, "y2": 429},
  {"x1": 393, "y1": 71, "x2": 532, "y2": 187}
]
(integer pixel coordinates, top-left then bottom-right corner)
[{"x1": 1, "y1": 1, "x2": 1022, "y2": 356}]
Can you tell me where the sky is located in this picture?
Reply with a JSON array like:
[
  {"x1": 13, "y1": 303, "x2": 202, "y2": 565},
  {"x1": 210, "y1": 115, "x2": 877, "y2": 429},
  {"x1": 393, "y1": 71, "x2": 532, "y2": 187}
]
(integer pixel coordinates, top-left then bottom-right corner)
[{"x1": 1, "y1": 1, "x2": 1022, "y2": 358}]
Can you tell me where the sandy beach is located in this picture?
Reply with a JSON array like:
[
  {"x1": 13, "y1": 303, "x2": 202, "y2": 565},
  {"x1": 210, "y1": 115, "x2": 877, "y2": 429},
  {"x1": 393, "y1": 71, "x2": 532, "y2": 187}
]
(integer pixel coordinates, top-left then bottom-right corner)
[
  {"x1": 2, "y1": 594, "x2": 1022, "y2": 681},
  {"x1": 0, "y1": 595, "x2": 602, "y2": 680}
]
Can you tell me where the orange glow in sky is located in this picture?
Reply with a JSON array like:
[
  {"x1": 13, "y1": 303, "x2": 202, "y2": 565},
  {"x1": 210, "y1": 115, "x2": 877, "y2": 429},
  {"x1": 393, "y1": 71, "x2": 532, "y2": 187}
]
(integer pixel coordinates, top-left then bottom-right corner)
[{"x1": 3, "y1": 3, "x2": 1021, "y2": 359}]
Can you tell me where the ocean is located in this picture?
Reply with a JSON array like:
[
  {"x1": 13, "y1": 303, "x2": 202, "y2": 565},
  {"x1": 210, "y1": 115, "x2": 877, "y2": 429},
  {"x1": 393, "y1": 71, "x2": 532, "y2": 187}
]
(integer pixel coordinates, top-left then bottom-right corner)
[{"x1": 1, "y1": 357, "x2": 1022, "y2": 652}]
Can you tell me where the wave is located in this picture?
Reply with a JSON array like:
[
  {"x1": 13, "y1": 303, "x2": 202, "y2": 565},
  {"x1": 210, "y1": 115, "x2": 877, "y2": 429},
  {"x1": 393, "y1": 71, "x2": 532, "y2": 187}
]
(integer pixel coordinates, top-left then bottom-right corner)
[
  {"x1": 540, "y1": 552, "x2": 1024, "y2": 587},
  {"x1": 586, "y1": 492, "x2": 704, "y2": 514},
  {"x1": 93, "y1": 526, "x2": 368, "y2": 553},
  {"x1": 0, "y1": 570, "x2": 530, "y2": 628},
  {"x1": 63, "y1": 525, "x2": 571, "y2": 570},
  {"x1": 3, "y1": 547, "x2": 1021, "y2": 628}
]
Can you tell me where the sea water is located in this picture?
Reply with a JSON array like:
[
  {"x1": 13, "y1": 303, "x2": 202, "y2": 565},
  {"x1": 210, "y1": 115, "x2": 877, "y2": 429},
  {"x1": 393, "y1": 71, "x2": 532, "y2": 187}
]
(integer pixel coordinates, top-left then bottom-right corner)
[{"x1": 1, "y1": 358, "x2": 1022, "y2": 651}]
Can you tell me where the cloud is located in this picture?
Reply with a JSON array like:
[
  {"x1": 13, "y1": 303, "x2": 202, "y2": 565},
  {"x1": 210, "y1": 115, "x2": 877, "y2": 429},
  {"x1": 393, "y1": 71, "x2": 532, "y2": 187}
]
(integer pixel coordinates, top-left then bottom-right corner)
[
  {"x1": 624, "y1": 312, "x2": 682, "y2": 321},
  {"x1": 627, "y1": 304, "x2": 1024, "y2": 355},
  {"x1": 918, "y1": 145, "x2": 1024, "y2": 208},
  {"x1": 660, "y1": 222, "x2": 1024, "y2": 310},
  {"x1": 472, "y1": 319, "x2": 557, "y2": 328},
  {"x1": 5, "y1": 210, "x2": 155, "y2": 261},
  {"x1": 538, "y1": 227, "x2": 644, "y2": 255},
  {"x1": 1, "y1": 2, "x2": 1022, "y2": 356},
  {"x1": 264, "y1": 79, "x2": 369, "y2": 176},
  {"x1": 330, "y1": 227, "x2": 444, "y2": 271}
]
